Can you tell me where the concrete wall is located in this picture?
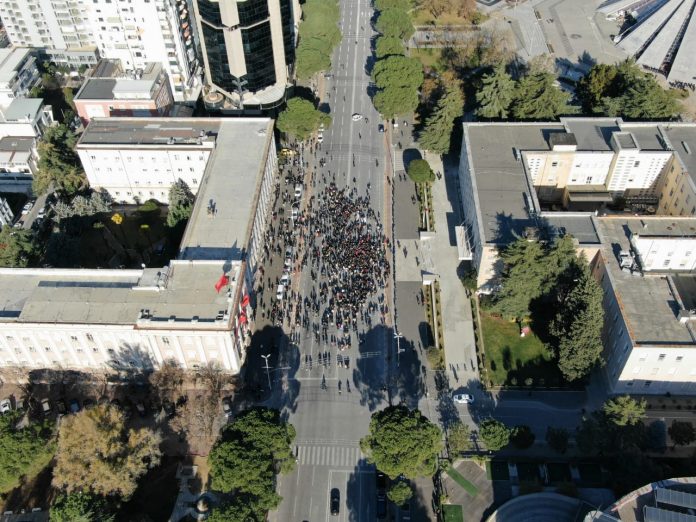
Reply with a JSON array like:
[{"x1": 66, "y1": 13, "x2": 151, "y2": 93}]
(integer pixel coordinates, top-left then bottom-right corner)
[{"x1": 658, "y1": 157, "x2": 696, "y2": 216}]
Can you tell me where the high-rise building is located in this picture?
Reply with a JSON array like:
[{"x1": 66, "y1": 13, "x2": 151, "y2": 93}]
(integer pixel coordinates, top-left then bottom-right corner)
[
  {"x1": 0, "y1": 0, "x2": 202, "y2": 104},
  {"x1": 192, "y1": 0, "x2": 300, "y2": 110}
]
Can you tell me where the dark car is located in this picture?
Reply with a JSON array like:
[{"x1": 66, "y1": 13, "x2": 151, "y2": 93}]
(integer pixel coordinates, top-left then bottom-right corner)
[
  {"x1": 330, "y1": 488, "x2": 340, "y2": 516},
  {"x1": 376, "y1": 471, "x2": 387, "y2": 491},
  {"x1": 378, "y1": 123, "x2": 385, "y2": 133}
]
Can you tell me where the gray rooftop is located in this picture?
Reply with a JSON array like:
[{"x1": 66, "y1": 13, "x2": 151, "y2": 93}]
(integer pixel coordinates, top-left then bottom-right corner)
[
  {"x1": 0, "y1": 97, "x2": 43, "y2": 122},
  {"x1": 0, "y1": 47, "x2": 32, "y2": 82},
  {"x1": 76, "y1": 78, "x2": 117, "y2": 100},
  {"x1": 617, "y1": 0, "x2": 682, "y2": 55},
  {"x1": 666, "y1": 0, "x2": 696, "y2": 84},
  {"x1": 178, "y1": 118, "x2": 274, "y2": 261},
  {"x1": 465, "y1": 123, "x2": 562, "y2": 244},
  {"x1": 563, "y1": 118, "x2": 620, "y2": 151},
  {"x1": 596, "y1": 217, "x2": 696, "y2": 345},
  {"x1": 541, "y1": 213, "x2": 601, "y2": 244},
  {"x1": 622, "y1": 125, "x2": 666, "y2": 150},
  {"x1": 78, "y1": 118, "x2": 218, "y2": 147},
  {"x1": 664, "y1": 125, "x2": 696, "y2": 186},
  {"x1": 76, "y1": 61, "x2": 164, "y2": 101}
]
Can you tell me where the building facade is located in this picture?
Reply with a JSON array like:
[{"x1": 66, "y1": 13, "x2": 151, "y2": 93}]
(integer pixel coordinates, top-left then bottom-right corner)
[
  {"x1": 74, "y1": 60, "x2": 174, "y2": 125},
  {"x1": 0, "y1": 117, "x2": 277, "y2": 373},
  {"x1": 192, "y1": 0, "x2": 300, "y2": 109},
  {"x1": 0, "y1": 197, "x2": 14, "y2": 225},
  {"x1": 0, "y1": 98, "x2": 54, "y2": 140},
  {"x1": 0, "y1": 47, "x2": 40, "y2": 108},
  {"x1": 0, "y1": 136, "x2": 38, "y2": 192}
]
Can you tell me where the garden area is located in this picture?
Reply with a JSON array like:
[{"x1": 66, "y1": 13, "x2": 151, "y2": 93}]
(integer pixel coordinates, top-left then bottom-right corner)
[
  {"x1": 442, "y1": 503, "x2": 464, "y2": 522},
  {"x1": 480, "y1": 311, "x2": 563, "y2": 388}
]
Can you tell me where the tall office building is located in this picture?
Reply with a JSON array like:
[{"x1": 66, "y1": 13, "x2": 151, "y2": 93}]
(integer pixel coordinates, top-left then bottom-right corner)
[
  {"x1": 0, "y1": 0, "x2": 201, "y2": 104},
  {"x1": 192, "y1": 0, "x2": 300, "y2": 110}
]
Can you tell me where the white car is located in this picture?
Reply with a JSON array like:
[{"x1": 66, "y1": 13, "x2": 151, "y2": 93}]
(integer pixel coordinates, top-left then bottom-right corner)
[
  {"x1": 37, "y1": 207, "x2": 46, "y2": 219},
  {"x1": 0, "y1": 398, "x2": 11, "y2": 414},
  {"x1": 276, "y1": 284, "x2": 285, "y2": 301},
  {"x1": 21, "y1": 201, "x2": 34, "y2": 215},
  {"x1": 352, "y1": 113, "x2": 363, "y2": 122},
  {"x1": 280, "y1": 273, "x2": 290, "y2": 286},
  {"x1": 294, "y1": 184, "x2": 303, "y2": 199},
  {"x1": 317, "y1": 133, "x2": 323, "y2": 143},
  {"x1": 291, "y1": 208, "x2": 299, "y2": 221},
  {"x1": 453, "y1": 393, "x2": 474, "y2": 404}
]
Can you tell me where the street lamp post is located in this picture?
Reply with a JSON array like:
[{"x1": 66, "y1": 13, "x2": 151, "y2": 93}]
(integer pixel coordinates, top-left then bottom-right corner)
[
  {"x1": 394, "y1": 330, "x2": 404, "y2": 365},
  {"x1": 261, "y1": 354, "x2": 272, "y2": 390}
]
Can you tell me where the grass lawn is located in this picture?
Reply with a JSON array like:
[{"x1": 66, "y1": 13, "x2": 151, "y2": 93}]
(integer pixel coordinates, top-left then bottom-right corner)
[
  {"x1": 480, "y1": 311, "x2": 564, "y2": 387},
  {"x1": 442, "y1": 504, "x2": 464, "y2": 522},
  {"x1": 446, "y1": 467, "x2": 478, "y2": 497},
  {"x1": 409, "y1": 48, "x2": 442, "y2": 70},
  {"x1": 411, "y1": 8, "x2": 471, "y2": 26}
]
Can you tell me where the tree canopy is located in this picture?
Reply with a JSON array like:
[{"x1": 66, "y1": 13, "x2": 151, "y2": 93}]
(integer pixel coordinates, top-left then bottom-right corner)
[
  {"x1": 375, "y1": 8, "x2": 415, "y2": 40},
  {"x1": 669, "y1": 421, "x2": 696, "y2": 447},
  {"x1": 418, "y1": 80, "x2": 464, "y2": 154},
  {"x1": 0, "y1": 225, "x2": 40, "y2": 268},
  {"x1": 447, "y1": 422, "x2": 471, "y2": 455},
  {"x1": 375, "y1": 36, "x2": 405, "y2": 58},
  {"x1": 373, "y1": 86, "x2": 420, "y2": 119},
  {"x1": 407, "y1": 159, "x2": 435, "y2": 184},
  {"x1": 511, "y1": 70, "x2": 574, "y2": 120},
  {"x1": 209, "y1": 408, "x2": 296, "y2": 518},
  {"x1": 360, "y1": 405, "x2": 442, "y2": 479},
  {"x1": 34, "y1": 123, "x2": 87, "y2": 196},
  {"x1": 167, "y1": 179, "x2": 195, "y2": 228},
  {"x1": 372, "y1": 55, "x2": 424, "y2": 91},
  {"x1": 545, "y1": 427, "x2": 569, "y2": 454},
  {"x1": 603, "y1": 395, "x2": 646, "y2": 427},
  {"x1": 277, "y1": 98, "x2": 331, "y2": 141},
  {"x1": 52, "y1": 404, "x2": 161, "y2": 498},
  {"x1": 0, "y1": 413, "x2": 54, "y2": 494},
  {"x1": 478, "y1": 418, "x2": 510, "y2": 451},
  {"x1": 50, "y1": 492, "x2": 114, "y2": 522},
  {"x1": 387, "y1": 480, "x2": 413, "y2": 506},
  {"x1": 295, "y1": 0, "x2": 341, "y2": 79},
  {"x1": 475, "y1": 65, "x2": 515, "y2": 119},
  {"x1": 576, "y1": 59, "x2": 681, "y2": 119},
  {"x1": 53, "y1": 191, "x2": 111, "y2": 222}
]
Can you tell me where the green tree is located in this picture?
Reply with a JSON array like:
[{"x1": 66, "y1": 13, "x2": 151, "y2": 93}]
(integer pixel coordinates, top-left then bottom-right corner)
[
  {"x1": 372, "y1": 55, "x2": 423, "y2": 91},
  {"x1": 209, "y1": 408, "x2": 296, "y2": 514},
  {"x1": 295, "y1": 45, "x2": 332, "y2": 80},
  {"x1": 0, "y1": 225, "x2": 40, "y2": 268},
  {"x1": 545, "y1": 427, "x2": 569, "y2": 454},
  {"x1": 0, "y1": 414, "x2": 55, "y2": 493},
  {"x1": 387, "y1": 480, "x2": 413, "y2": 506},
  {"x1": 375, "y1": 8, "x2": 415, "y2": 39},
  {"x1": 375, "y1": 36, "x2": 405, "y2": 58},
  {"x1": 478, "y1": 418, "x2": 510, "y2": 451},
  {"x1": 277, "y1": 98, "x2": 331, "y2": 141},
  {"x1": 603, "y1": 395, "x2": 646, "y2": 427},
  {"x1": 418, "y1": 81, "x2": 464, "y2": 154},
  {"x1": 374, "y1": 86, "x2": 420, "y2": 118},
  {"x1": 167, "y1": 179, "x2": 195, "y2": 228},
  {"x1": 576, "y1": 63, "x2": 618, "y2": 113},
  {"x1": 669, "y1": 420, "x2": 696, "y2": 447},
  {"x1": 295, "y1": 0, "x2": 342, "y2": 79},
  {"x1": 407, "y1": 159, "x2": 435, "y2": 184},
  {"x1": 511, "y1": 71, "x2": 574, "y2": 120},
  {"x1": 50, "y1": 492, "x2": 114, "y2": 522},
  {"x1": 475, "y1": 65, "x2": 515, "y2": 119},
  {"x1": 52, "y1": 404, "x2": 161, "y2": 499},
  {"x1": 511, "y1": 425, "x2": 535, "y2": 449},
  {"x1": 616, "y1": 76, "x2": 681, "y2": 119},
  {"x1": 551, "y1": 260, "x2": 604, "y2": 381},
  {"x1": 447, "y1": 422, "x2": 471, "y2": 455},
  {"x1": 34, "y1": 123, "x2": 87, "y2": 196},
  {"x1": 207, "y1": 494, "x2": 266, "y2": 522},
  {"x1": 360, "y1": 405, "x2": 442, "y2": 479}
]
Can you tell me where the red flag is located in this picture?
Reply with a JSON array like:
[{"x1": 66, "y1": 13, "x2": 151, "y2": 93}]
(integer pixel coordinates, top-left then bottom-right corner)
[
  {"x1": 239, "y1": 313, "x2": 248, "y2": 325},
  {"x1": 214, "y1": 273, "x2": 229, "y2": 293},
  {"x1": 241, "y1": 294, "x2": 250, "y2": 307}
]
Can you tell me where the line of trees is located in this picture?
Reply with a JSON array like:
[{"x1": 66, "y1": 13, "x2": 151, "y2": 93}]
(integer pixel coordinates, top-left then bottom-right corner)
[
  {"x1": 372, "y1": 0, "x2": 423, "y2": 118},
  {"x1": 277, "y1": 97, "x2": 332, "y2": 141},
  {"x1": 295, "y1": 0, "x2": 342, "y2": 80}
]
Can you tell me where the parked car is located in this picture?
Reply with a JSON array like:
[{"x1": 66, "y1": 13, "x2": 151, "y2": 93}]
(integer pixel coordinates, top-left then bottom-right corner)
[
  {"x1": 378, "y1": 124, "x2": 384, "y2": 133},
  {"x1": 40, "y1": 398, "x2": 51, "y2": 415},
  {"x1": 291, "y1": 208, "x2": 299, "y2": 221},
  {"x1": 222, "y1": 397, "x2": 233, "y2": 420},
  {"x1": 276, "y1": 284, "x2": 285, "y2": 301},
  {"x1": 21, "y1": 201, "x2": 34, "y2": 215},
  {"x1": 400, "y1": 501, "x2": 411, "y2": 521},
  {"x1": 280, "y1": 273, "x2": 290, "y2": 287},
  {"x1": 69, "y1": 398, "x2": 81, "y2": 413},
  {"x1": 330, "y1": 488, "x2": 340, "y2": 516},
  {"x1": 0, "y1": 398, "x2": 11, "y2": 414},
  {"x1": 453, "y1": 393, "x2": 474, "y2": 404}
]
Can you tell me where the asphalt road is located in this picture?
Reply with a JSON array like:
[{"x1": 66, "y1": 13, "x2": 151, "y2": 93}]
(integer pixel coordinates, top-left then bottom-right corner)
[{"x1": 270, "y1": 0, "x2": 393, "y2": 518}]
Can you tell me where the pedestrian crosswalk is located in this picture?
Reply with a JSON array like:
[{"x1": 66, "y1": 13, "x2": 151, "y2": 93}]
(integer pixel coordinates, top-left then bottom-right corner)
[{"x1": 296, "y1": 443, "x2": 366, "y2": 468}]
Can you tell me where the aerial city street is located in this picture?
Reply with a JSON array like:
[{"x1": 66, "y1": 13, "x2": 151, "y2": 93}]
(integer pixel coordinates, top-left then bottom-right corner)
[{"x1": 1, "y1": 0, "x2": 696, "y2": 520}]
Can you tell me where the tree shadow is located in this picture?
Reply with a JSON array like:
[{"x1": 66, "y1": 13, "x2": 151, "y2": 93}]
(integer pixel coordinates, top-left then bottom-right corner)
[
  {"x1": 354, "y1": 324, "x2": 389, "y2": 412},
  {"x1": 402, "y1": 148, "x2": 423, "y2": 171},
  {"x1": 345, "y1": 459, "x2": 374, "y2": 522}
]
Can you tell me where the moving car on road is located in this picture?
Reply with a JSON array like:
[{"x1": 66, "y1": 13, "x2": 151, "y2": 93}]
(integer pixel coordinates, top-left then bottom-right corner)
[
  {"x1": 294, "y1": 184, "x2": 303, "y2": 199},
  {"x1": 352, "y1": 113, "x2": 363, "y2": 121},
  {"x1": 276, "y1": 284, "x2": 285, "y2": 301},
  {"x1": 453, "y1": 393, "x2": 474, "y2": 404}
]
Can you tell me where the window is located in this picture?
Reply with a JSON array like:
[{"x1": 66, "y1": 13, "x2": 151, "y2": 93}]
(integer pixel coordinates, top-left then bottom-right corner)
[
  {"x1": 192, "y1": 178, "x2": 198, "y2": 184},
  {"x1": 677, "y1": 356, "x2": 684, "y2": 362},
  {"x1": 644, "y1": 380, "x2": 652, "y2": 387},
  {"x1": 70, "y1": 335, "x2": 78, "y2": 342},
  {"x1": 162, "y1": 337, "x2": 170, "y2": 344},
  {"x1": 626, "y1": 380, "x2": 634, "y2": 386},
  {"x1": 658, "y1": 353, "x2": 666, "y2": 360},
  {"x1": 45, "y1": 346, "x2": 50, "y2": 352},
  {"x1": 634, "y1": 161, "x2": 640, "y2": 167},
  {"x1": 86, "y1": 333, "x2": 94, "y2": 342}
]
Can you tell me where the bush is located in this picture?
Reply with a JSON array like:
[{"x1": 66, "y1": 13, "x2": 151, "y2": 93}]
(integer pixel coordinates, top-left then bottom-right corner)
[
  {"x1": 138, "y1": 199, "x2": 159, "y2": 213},
  {"x1": 511, "y1": 425, "x2": 535, "y2": 449}
]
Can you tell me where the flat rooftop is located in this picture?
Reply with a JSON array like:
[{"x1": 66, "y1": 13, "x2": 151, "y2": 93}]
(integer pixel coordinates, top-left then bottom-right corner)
[
  {"x1": 465, "y1": 123, "x2": 563, "y2": 244},
  {"x1": 596, "y1": 217, "x2": 696, "y2": 345},
  {"x1": 76, "y1": 62, "x2": 164, "y2": 101},
  {"x1": 663, "y1": 125, "x2": 696, "y2": 187},
  {"x1": 0, "y1": 136, "x2": 33, "y2": 164},
  {"x1": 541, "y1": 213, "x2": 601, "y2": 244},
  {"x1": 621, "y1": 124, "x2": 666, "y2": 151},
  {"x1": 77, "y1": 118, "x2": 218, "y2": 147},
  {"x1": 0, "y1": 97, "x2": 43, "y2": 122},
  {"x1": 0, "y1": 47, "x2": 32, "y2": 82},
  {"x1": 563, "y1": 118, "x2": 620, "y2": 151}
]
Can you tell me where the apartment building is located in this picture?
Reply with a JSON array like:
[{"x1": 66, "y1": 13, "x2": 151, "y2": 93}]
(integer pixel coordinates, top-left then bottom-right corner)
[
  {"x1": 0, "y1": 197, "x2": 14, "y2": 225},
  {"x1": 0, "y1": 136, "x2": 38, "y2": 192},
  {"x1": 192, "y1": 0, "x2": 300, "y2": 110},
  {"x1": 0, "y1": 47, "x2": 40, "y2": 108},
  {"x1": 0, "y1": 0, "x2": 201, "y2": 104},
  {"x1": 0, "y1": 117, "x2": 277, "y2": 373},
  {"x1": 74, "y1": 60, "x2": 174, "y2": 125},
  {"x1": 0, "y1": 97, "x2": 54, "y2": 140}
]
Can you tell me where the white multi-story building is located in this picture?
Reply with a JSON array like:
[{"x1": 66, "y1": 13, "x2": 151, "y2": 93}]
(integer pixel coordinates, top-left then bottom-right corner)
[
  {"x1": 0, "y1": 197, "x2": 14, "y2": 225},
  {"x1": 0, "y1": 0, "x2": 201, "y2": 104},
  {"x1": 0, "y1": 47, "x2": 40, "y2": 108},
  {"x1": 0, "y1": 136, "x2": 38, "y2": 193},
  {"x1": 0, "y1": 97, "x2": 54, "y2": 140},
  {"x1": 0, "y1": 117, "x2": 277, "y2": 373}
]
